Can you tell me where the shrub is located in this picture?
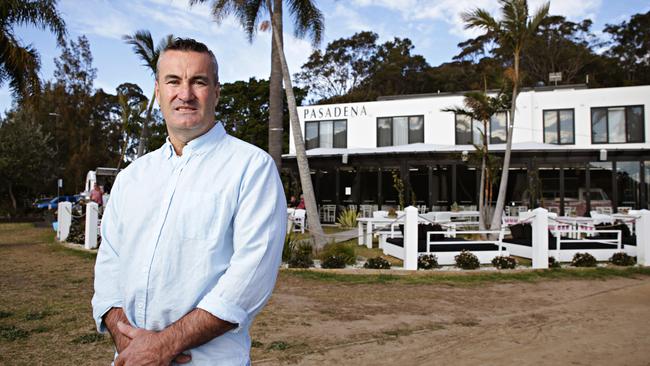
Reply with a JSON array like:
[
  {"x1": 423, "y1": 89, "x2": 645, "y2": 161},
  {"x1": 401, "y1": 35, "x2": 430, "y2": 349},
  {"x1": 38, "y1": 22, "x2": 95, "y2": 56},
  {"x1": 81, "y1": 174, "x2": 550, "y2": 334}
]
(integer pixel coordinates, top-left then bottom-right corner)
[
  {"x1": 320, "y1": 255, "x2": 347, "y2": 269},
  {"x1": 418, "y1": 254, "x2": 439, "y2": 270},
  {"x1": 282, "y1": 231, "x2": 296, "y2": 262},
  {"x1": 288, "y1": 241, "x2": 314, "y2": 268},
  {"x1": 320, "y1": 241, "x2": 356, "y2": 265},
  {"x1": 610, "y1": 252, "x2": 636, "y2": 266},
  {"x1": 571, "y1": 252, "x2": 597, "y2": 267},
  {"x1": 337, "y1": 208, "x2": 359, "y2": 228},
  {"x1": 548, "y1": 256, "x2": 561, "y2": 268},
  {"x1": 455, "y1": 250, "x2": 480, "y2": 270},
  {"x1": 364, "y1": 256, "x2": 391, "y2": 269},
  {"x1": 491, "y1": 256, "x2": 517, "y2": 269}
]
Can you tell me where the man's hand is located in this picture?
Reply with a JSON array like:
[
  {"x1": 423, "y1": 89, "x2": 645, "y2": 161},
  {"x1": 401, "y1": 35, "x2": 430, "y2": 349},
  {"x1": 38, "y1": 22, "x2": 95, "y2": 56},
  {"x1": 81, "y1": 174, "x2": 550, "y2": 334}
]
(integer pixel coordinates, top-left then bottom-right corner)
[
  {"x1": 103, "y1": 308, "x2": 132, "y2": 353},
  {"x1": 114, "y1": 322, "x2": 191, "y2": 366}
]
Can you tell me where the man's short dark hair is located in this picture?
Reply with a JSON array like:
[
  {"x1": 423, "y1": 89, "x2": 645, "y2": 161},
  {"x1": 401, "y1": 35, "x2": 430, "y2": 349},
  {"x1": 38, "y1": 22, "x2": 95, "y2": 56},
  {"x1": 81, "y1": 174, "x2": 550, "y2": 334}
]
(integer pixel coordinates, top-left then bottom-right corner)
[{"x1": 156, "y1": 37, "x2": 219, "y2": 85}]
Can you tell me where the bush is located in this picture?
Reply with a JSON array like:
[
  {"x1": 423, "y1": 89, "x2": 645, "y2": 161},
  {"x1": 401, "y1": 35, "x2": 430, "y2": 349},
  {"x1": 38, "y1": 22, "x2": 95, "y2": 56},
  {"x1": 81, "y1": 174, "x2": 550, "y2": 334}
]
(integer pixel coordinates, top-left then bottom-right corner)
[
  {"x1": 571, "y1": 252, "x2": 597, "y2": 267},
  {"x1": 320, "y1": 242, "x2": 356, "y2": 265},
  {"x1": 610, "y1": 252, "x2": 636, "y2": 266},
  {"x1": 363, "y1": 256, "x2": 391, "y2": 269},
  {"x1": 288, "y1": 241, "x2": 314, "y2": 268},
  {"x1": 337, "y1": 208, "x2": 359, "y2": 228},
  {"x1": 454, "y1": 250, "x2": 480, "y2": 270},
  {"x1": 282, "y1": 231, "x2": 296, "y2": 262},
  {"x1": 548, "y1": 256, "x2": 561, "y2": 268},
  {"x1": 491, "y1": 256, "x2": 517, "y2": 269},
  {"x1": 418, "y1": 254, "x2": 439, "y2": 270},
  {"x1": 320, "y1": 255, "x2": 347, "y2": 269}
]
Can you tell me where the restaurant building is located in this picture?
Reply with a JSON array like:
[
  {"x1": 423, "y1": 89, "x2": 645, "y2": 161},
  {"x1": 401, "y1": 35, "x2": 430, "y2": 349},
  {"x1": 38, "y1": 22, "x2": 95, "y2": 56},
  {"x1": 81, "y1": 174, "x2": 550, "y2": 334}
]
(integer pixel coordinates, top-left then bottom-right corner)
[{"x1": 283, "y1": 84, "x2": 650, "y2": 216}]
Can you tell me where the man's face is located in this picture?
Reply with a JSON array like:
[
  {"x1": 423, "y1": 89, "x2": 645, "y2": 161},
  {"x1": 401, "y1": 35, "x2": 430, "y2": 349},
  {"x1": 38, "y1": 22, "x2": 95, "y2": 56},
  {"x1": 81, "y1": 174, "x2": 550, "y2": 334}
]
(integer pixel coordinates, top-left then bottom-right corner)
[{"x1": 155, "y1": 50, "x2": 219, "y2": 141}]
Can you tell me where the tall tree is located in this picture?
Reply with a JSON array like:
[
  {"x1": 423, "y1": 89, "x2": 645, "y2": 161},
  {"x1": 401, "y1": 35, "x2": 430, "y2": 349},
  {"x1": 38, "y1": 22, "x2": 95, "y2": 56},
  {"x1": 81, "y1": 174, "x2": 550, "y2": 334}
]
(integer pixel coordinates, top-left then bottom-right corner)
[
  {"x1": 0, "y1": 0, "x2": 66, "y2": 99},
  {"x1": 123, "y1": 30, "x2": 174, "y2": 157},
  {"x1": 189, "y1": 0, "x2": 323, "y2": 171},
  {"x1": 462, "y1": 0, "x2": 549, "y2": 230},
  {"x1": 603, "y1": 11, "x2": 650, "y2": 85}
]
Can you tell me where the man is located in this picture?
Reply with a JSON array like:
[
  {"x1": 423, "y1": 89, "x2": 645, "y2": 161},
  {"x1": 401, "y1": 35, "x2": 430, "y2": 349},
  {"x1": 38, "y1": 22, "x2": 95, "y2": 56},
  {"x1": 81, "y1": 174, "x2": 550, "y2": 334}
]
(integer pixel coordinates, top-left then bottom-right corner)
[
  {"x1": 92, "y1": 38, "x2": 287, "y2": 365},
  {"x1": 89, "y1": 182, "x2": 103, "y2": 206}
]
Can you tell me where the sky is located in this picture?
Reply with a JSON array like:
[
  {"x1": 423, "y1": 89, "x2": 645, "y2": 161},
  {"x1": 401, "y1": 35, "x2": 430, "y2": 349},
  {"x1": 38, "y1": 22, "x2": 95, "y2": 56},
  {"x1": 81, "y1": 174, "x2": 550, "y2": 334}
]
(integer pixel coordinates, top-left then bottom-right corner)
[{"x1": 3, "y1": 0, "x2": 650, "y2": 116}]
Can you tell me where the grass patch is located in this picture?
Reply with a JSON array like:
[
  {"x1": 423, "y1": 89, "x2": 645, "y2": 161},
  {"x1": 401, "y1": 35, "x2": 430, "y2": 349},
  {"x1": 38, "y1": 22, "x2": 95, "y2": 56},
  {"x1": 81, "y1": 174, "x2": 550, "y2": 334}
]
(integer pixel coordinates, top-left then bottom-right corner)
[
  {"x1": 0, "y1": 311, "x2": 13, "y2": 319},
  {"x1": 283, "y1": 266, "x2": 650, "y2": 285},
  {"x1": 0, "y1": 325, "x2": 30, "y2": 341},
  {"x1": 267, "y1": 340, "x2": 290, "y2": 351},
  {"x1": 24, "y1": 310, "x2": 53, "y2": 321},
  {"x1": 48, "y1": 243, "x2": 97, "y2": 260},
  {"x1": 71, "y1": 333, "x2": 104, "y2": 344},
  {"x1": 251, "y1": 340, "x2": 264, "y2": 348}
]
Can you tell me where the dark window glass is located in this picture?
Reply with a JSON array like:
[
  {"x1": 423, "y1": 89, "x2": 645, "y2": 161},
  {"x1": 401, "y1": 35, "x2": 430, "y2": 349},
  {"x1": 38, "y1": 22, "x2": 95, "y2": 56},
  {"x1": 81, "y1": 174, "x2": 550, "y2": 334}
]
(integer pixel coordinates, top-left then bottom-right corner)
[
  {"x1": 544, "y1": 110, "x2": 558, "y2": 144},
  {"x1": 377, "y1": 117, "x2": 392, "y2": 147},
  {"x1": 455, "y1": 114, "x2": 472, "y2": 145},
  {"x1": 559, "y1": 110, "x2": 574, "y2": 144},
  {"x1": 408, "y1": 116, "x2": 424, "y2": 143},
  {"x1": 334, "y1": 121, "x2": 347, "y2": 148},
  {"x1": 305, "y1": 122, "x2": 319, "y2": 149},
  {"x1": 591, "y1": 106, "x2": 644, "y2": 144},
  {"x1": 592, "y1": 108, "x2": 607, "y2": 143},
  {"x1": 627, "y1": 106, "x2": 644, "y2": 143},
  {"x1": 544, "y1": 109, "x2": 574, "y2": 144}
]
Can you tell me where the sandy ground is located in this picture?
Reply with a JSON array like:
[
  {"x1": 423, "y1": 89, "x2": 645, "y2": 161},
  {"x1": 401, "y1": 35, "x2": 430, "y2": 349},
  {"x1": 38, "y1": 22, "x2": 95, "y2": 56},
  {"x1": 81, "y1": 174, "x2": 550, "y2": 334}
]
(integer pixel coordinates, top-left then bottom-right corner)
[{"x1": 1, "y1": 223, "x2": 649, "y2": 365}]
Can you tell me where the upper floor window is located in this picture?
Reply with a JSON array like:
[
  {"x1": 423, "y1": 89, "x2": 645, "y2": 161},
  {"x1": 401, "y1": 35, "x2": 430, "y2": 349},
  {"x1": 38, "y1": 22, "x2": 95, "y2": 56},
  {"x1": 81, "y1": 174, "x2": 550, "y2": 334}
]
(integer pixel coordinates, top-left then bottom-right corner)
[
  {"x1": 544, "y1": 109, "x2": 575, "y2": 144},
  {"x1": 591, "y1": 106, "x2": 644, "y2": 144},
  {"x1": 305, "y1": 120, "x2": 347, "y2": 150},
  {"x1": 377, "y1": 115, "x2": 424, "y2": 147},
  {"x1": 455, "y1": 112, "x2": 508, "y2": 145}
]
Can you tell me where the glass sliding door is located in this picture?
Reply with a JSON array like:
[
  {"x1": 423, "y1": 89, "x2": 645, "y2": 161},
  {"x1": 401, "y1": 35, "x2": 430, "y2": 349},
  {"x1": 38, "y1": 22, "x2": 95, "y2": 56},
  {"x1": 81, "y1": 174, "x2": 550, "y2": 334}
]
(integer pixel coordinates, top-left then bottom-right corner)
[{"x1": 616, "y1": 161, "x2": 641, "y2": 209}]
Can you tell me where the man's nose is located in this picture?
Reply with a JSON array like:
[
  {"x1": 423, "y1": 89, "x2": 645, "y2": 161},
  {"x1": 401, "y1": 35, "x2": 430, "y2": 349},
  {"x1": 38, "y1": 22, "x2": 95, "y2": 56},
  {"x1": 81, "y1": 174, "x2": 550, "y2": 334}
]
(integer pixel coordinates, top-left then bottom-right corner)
[{"x1": 177, "y1": 82, "x2": 195, "y2": 101}]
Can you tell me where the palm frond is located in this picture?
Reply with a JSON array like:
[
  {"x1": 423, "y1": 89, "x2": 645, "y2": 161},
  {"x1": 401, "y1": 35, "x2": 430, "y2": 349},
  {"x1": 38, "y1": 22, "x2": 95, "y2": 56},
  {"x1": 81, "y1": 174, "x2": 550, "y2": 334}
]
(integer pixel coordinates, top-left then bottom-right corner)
[{"x1": 288, "y1": 0, "x2": 324, "y2": 46}]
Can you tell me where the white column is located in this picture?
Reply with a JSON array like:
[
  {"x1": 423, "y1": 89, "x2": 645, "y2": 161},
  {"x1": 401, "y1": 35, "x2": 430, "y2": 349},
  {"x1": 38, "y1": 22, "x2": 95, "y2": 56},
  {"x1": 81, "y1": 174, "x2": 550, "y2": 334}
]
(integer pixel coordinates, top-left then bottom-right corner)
[
  {"x1": 365, "y1": 222, "x2": 373, "y2": 249},
  {"x1": 636, "y1": 210, "x2": 650, "y2": 266},
  {"x1": 85, "y1": 202, "x2": 99, "y2": 250},
  {"x1": 57, "y1": 202, "x2": 72, "y2": 242},
  {"x1": 531, "y1": 207, "x2": 549, "y2": 269},
  {"x1": 357, "y1": 221, "x2": 365, "y2": 246},
  {"x1": 403, "y1": 206, "x2": 419, "y2": 270}
]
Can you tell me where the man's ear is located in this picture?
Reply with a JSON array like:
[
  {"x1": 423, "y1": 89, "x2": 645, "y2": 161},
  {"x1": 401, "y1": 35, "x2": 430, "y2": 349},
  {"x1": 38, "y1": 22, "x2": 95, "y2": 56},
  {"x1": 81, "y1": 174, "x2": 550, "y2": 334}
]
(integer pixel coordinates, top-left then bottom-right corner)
[
  {"x1": 154, "y1": 80, "x2": 160, "y2": 105},
  {"x1": 214, "y1": 82, "x2": 221, "y2": 106}
]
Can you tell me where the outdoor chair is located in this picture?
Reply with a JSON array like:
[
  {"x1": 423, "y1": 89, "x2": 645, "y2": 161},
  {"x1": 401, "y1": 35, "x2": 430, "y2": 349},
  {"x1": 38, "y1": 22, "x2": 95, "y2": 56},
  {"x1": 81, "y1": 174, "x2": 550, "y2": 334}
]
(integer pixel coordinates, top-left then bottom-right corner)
[
  {"x1": 292, "y1": 209, "x2": 306, "y2": 233},
  {"x1": 373, "y1": 210, "x2": 388, "y2": 218}
]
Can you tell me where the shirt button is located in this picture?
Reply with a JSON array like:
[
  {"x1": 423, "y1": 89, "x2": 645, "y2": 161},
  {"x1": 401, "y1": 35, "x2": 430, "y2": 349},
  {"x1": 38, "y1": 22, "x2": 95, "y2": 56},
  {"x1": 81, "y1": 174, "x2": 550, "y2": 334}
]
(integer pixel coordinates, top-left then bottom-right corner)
[{"x1": 138, "y1": 303, "x2": 144, "y2": 309}]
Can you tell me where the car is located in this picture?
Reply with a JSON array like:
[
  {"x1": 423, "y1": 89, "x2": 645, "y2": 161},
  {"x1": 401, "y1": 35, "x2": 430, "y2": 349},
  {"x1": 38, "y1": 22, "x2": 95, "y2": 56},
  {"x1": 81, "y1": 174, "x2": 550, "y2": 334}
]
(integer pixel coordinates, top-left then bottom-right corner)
[{"x1": 33, "y1": 195, "x2": 81, "y2": 210}]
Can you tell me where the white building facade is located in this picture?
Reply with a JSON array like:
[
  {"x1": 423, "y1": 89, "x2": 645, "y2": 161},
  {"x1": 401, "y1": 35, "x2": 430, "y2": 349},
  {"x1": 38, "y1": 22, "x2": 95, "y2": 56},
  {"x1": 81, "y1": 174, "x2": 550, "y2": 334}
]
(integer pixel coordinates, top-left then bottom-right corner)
[{"x1": 284, "y1": 85, "x2": 650, "y2": 218}]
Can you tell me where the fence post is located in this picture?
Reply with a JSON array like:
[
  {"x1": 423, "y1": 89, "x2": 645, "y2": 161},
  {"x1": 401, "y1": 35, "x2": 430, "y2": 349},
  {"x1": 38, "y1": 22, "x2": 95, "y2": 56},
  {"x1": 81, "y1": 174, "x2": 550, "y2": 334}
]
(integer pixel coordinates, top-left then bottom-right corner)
[
  {"x1": 85, "y1": 202, "x2": 99, "y2": 250},
  {"x1": 531, "y1": 207, "x2": 549, "y2": 269},
  {"x1": 404, "y1": 206, "x2": 418, "y2": 270},
  {"x1": 637, "y1": 210, "x2": 650, "y2": 266},
  {"x1": 57, "y1": 202, "x2": 72, "y2": 242}
]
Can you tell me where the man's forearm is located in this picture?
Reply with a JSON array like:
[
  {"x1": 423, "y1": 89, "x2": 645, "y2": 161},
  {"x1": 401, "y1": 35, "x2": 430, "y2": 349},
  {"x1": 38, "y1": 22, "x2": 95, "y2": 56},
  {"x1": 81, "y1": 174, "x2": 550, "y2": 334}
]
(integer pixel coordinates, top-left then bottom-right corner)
[
  {"x1": 158, "y1": 308, "x2": 236, "y2": 356},
  {"x1": 103, "y1": 307, "x2": 131, "y2": 352}
]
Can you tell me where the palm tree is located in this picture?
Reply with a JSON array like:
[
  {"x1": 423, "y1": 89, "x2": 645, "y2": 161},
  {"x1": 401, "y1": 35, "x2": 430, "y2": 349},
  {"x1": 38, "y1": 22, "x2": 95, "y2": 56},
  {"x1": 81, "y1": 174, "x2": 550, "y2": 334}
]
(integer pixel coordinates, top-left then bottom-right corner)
[
  {"x1": 462, "y1": 0, "x2": 549, "y2": 230},
  {"x1": 189, "y1": 0, "x2": 323, "y2": 171},
  {"x1": 122, "y1": 30, "x2": 174, "y2": 157},
  {"x1": 0, "y1": 0, "x2": 66, "y2": 99},
  {"x1": 443, "y1": 91, "x2": 508, "y2": 230},
  {"x1": 191, "y1": 0, "x2": 327, "y2": 247}
]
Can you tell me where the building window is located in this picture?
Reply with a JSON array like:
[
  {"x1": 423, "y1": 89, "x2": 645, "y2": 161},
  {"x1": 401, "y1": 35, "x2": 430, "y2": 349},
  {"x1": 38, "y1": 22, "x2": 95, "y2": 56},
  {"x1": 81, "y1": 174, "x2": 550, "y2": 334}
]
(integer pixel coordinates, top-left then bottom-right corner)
[
  {"x1": 543, "y1": 109, "x2": 575, "y2": 144},
  {"x1": 377, "y1": 115, "x2": 424, "y2": 147},
  {"x1": 305, "y1": 120, "x2": 347, "y2": 150},
  {"x1": 591, "y1": 106, "x2": 644, "y2": 144},
  {"x1": 455, "y1": 112, "x2": 507, "y2": 145}
]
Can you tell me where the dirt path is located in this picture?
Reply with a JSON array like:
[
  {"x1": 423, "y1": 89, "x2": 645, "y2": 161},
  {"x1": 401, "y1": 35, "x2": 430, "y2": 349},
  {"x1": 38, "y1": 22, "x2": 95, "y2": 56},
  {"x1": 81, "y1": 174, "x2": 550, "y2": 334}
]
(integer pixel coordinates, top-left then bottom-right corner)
[{"x1": 1, "y1": 224, "x2": 649, "y2": 365}]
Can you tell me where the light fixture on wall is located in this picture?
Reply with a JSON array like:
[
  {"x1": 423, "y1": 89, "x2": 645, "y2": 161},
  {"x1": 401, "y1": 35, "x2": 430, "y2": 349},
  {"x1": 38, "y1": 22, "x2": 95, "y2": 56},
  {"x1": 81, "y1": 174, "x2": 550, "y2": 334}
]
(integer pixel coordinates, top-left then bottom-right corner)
[
  {"x1": 342, "y1": 153, "x2": 348, "y2": 164},
  {"x1": 461, "y1": 150, "x2": 469, "y2": 162},
  {"x1": 599, "y1": 149, "x2": 607, "y2": 161}
]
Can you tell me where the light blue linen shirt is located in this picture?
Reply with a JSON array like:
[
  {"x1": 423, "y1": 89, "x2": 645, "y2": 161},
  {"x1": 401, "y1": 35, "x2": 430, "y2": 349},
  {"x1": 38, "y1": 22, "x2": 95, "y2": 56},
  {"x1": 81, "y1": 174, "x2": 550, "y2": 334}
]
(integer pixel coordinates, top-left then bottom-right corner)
[{"x1": 92, "y1": 122, "x2": 287, "y2": 365}]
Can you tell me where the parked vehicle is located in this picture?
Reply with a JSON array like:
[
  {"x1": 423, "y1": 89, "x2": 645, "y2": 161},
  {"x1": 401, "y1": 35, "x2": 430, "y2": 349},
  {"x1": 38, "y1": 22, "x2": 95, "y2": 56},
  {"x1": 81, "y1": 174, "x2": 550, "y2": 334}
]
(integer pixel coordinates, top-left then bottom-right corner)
[{"x1": 33, "y1": 195, "x2": 82, "y2": 210}]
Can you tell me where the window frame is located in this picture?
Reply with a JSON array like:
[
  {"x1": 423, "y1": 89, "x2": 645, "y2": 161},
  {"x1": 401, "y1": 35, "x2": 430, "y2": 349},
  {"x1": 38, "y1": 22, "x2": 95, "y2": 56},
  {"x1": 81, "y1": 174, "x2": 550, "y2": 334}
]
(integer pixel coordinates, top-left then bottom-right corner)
[
  {"x1": 376, "y1": 115, "x2": 425, "y2": 147},
  {"x1": 590, "y1": 105, "x2": 645, "y2": 144},
  {"x1": 489, "y1": 111, "x2": 509, "y2": 144},
  {"x1": 454, "y1": 112, "x2": 509, "y2": 145},
  {"x1": 542, "y1": 108, "x2": 575, "y2": 145},
  {"x1": 305, "y1": 119, "x2": 348, "y2": 150}
]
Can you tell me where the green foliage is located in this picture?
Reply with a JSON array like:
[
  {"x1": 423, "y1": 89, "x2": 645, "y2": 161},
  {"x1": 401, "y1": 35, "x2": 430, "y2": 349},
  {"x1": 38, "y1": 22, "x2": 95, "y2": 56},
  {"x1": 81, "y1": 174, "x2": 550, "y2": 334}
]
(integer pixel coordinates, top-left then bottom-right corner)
[
  {"x1": 282, "y1": 231, "x2": 296, "y2": 262},
  {"x1": 320, "y1": 242, "x2": 356, "y2": 265},
  {"x1": 418, "y1": 254, "x2": 439, "y2": 270},
  {"x1": 391, "y1": 171, "x2": 405, "y2": 210},
  {"x1": 363, "y1": 256, "x2": 391, "y2": 269},
  {"x1": 571, "y1": 252, "x2": 597, "y2": 267},
  {"x1": 455, "y1": 250, "x2": 480, "y2": 270},
  {"x1": 320, "y1": 255, "x2": 347, "y2": 269},
  {"x1": 336, "y1": 207, "x2": 359, "y2": 228},
  {"x1": 548, "y1": 256, "x2": 561, "y2": 268},
  {"x1": 0, "y1": 325, "x2": 30, "y2": 341},
  {"x1": 610, "y1": 252, "x2": 636, "y2": 266},
  {"x1": 71, "y1": 332, "x2": 104, "y2": 344},
  {"x1": 0, "y1": 311, "x2": 12, "y2": 319},
  {"x1": 288, "y1": 241, "x2": 314, "y2": 268},
  {"x1": 267, "y1": 340, "x2": 290, "y2": 351},
  {"x1": 491, "y1": 255, "x2": 517, "y2": 269}
]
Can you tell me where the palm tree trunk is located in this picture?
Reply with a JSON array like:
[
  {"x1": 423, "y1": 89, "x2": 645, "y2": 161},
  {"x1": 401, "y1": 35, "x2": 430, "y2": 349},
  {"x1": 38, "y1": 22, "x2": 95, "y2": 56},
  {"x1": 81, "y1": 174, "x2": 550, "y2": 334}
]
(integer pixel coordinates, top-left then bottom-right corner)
[
  {"x1": 478, "y1": 152, "x2": 486, "y2": 231},
  {"x1": 490, "y1": 50, "x2": 520, "y2": 230},
  {"x1": 8, "y1": 182, "x2": 17, "y2": 213},
  {"x1": 268, "y1": 0, "x2": 284, "y2": 171},
  {"x1": 266, "y1": 0, "x2": 326, "y2": 248},
  {"x1": 137, "y1": 90, "x2": 157, "y2": 157}
]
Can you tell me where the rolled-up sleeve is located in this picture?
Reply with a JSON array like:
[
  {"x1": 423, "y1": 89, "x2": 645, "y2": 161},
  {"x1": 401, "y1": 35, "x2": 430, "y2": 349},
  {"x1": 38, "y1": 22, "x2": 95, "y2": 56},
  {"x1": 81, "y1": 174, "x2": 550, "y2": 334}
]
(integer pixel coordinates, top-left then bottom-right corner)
[
  {"x1": 91, "y1": 175, "x2": 124, "y2": 333},
  {"x1": 197, "y1": 153, "x2": 287, "y2": 331}
]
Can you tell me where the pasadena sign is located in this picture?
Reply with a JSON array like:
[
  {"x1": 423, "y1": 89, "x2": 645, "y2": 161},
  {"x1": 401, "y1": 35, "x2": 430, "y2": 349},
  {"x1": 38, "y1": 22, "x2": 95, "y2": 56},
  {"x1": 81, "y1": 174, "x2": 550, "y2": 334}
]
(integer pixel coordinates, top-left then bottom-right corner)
[{"x1": 303, "y1": 105, "x2": 367, "y2": 120}]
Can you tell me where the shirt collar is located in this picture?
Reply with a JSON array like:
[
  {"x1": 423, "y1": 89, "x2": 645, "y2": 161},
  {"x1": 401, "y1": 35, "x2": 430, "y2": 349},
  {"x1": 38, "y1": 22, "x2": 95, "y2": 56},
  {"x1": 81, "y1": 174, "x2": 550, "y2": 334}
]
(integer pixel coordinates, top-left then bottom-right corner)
[{"x1": 162, "y1": 122, "x2": 226, "y2": 159}]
